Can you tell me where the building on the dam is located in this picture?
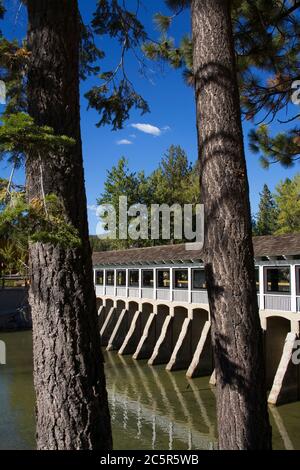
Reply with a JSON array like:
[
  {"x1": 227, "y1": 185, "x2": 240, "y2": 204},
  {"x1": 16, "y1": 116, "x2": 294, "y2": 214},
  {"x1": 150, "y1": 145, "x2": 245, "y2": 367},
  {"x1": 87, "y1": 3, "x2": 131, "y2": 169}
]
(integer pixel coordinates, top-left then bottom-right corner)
[{"x1": 93, "y1": 233, "x2": 300, "y2": 406}]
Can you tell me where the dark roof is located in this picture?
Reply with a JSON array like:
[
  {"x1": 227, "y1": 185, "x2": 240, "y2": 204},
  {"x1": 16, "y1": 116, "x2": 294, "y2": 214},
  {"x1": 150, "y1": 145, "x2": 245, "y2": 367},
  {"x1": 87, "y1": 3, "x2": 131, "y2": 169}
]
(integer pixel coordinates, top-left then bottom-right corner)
[
  {"x1": 92, "y1": 233, "x2": 300, "y2": 266},
  {"x1": 253, "y1": 233, "x2": 300, "y2": 257},
  {"x1": 93, "y1": 243, "x2": 203, "y2": 266}
]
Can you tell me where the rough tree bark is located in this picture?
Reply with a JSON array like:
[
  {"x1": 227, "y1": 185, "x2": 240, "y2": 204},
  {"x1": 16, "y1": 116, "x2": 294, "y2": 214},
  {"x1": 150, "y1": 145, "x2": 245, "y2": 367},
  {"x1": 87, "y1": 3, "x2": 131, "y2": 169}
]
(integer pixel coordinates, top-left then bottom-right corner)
[
  {"x1": 191, "y1": 0, "x2": 272, "y2": 449},
  {"x1": 26, "y1": 0, "x2": 112, "y2": 449}
]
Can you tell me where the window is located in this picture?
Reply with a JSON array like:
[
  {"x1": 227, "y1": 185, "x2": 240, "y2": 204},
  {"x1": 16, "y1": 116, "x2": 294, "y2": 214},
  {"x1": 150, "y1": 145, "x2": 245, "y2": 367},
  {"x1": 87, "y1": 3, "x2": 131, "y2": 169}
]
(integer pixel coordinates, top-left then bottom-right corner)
[
  {"x1": 129, "y1": 270, "x2": 139, "y2": 287},
  {"x1": 192, "y1": 269, "x2": 206, "y2": 290},
  {"x1": 157, "y1": 269, "x2": 170, "y2": 289},
  {"x1": 117, "y1": 270, "x2": 126, "y2": 286},
  {"x1": 95, "y1": 270, "x2": 104, "y2": 286},
  {"x1": 255, "y1": 268, "x2": 259, "y2": 292},
  {"x1": 106, "y1": 270, "x2": 115, "y2": 286},
  {"x1": 296, "y1": 266, "x2": 300, "y2": 296},
  {"x1": 266, "y1": 267, "x2": 290, "y2": 294},
  {"x1": 174, "y1": 269, "x2": 188, "y2": 289},
  {"x1": 142, "y1": 270, "x2": 154, "y2": 288}
]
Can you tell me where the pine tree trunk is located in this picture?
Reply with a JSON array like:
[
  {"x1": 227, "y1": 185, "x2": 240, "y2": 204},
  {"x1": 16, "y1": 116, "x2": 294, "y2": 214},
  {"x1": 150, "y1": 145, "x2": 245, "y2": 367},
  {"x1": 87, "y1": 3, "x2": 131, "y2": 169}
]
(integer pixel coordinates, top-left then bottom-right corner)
[
  {"x1": 26, "y1": 0, "x2": 112, "y2": 450},
  {"x1": 191, "y1": 0, "x2": 272, "y2": 449}
]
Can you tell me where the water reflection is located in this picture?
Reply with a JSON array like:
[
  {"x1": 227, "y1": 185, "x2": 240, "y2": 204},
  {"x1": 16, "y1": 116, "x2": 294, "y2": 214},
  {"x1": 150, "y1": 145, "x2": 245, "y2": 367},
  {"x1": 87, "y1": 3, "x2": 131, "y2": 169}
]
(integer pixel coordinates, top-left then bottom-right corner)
[
  {"x1": 104, "y1": 351, "x2": 218, "y2": 450},
  {"x1": 104, "y1": 351, "x2": 300, "y2": 451},
  {"x1": 0, "y1": 331, "x2": 35, "y2": 450},
  {"x1": 0, "y1": 331, "x2": 299, "y2": 450}
]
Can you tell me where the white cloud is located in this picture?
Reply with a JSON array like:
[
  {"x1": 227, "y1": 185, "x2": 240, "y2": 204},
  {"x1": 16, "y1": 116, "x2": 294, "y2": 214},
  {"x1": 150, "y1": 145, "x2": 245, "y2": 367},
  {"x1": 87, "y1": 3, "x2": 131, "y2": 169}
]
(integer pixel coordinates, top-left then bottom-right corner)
[
  {"x1": 116, "y1": 139, "x2": 133, "y2": 145},
  {"x1": 131, "y1": 123, "x2": 162, "y2": 136},
  {"x1": 130, "y1": 123, "x2": 171, "y2": 137},
  {"x1": 129, "y1": 134, "x2": 137, "y2": 139}
]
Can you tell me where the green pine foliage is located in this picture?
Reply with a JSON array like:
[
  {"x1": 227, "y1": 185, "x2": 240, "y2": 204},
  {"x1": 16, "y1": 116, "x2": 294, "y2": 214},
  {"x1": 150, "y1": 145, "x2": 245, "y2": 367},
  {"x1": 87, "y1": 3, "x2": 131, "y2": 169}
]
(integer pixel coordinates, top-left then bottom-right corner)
[
  {"x1": 0, "y1": 1, "x2": 153, "y2": 255},
  {"x1": 0, "y1": 113, "x2": 75, "y2": 166},
  {"x1": 154, "y1": 13, "x2": 173, "y2": 33},
  {"x1": 97, "y1": 156, "x2": 149, "y2": 248},
  {"x1": 86, "y1": 0, "x2": 150, "y2": 129},
  {"x1": 89, "y1": 236, "x2": 112, "y2": 252},
  {"x1": 0, "y1": 106, "x2": 80, "y2": 251},
  {"x1": 98, "y1": 156, "x2": 146, "y2": 209},
  {"x1": 86, "y1": 79, "x2": 149, "y2": 130},
  {"x1": 0, "y1": 188, "x2": 81, "y2": 250},
  {"x1": 249, "y1": 125, "x2": 300, "y2": 168},
  {"x1": 253, "y1": 175, "x2": 300, "y2": 236},
  {"x1": 275, "y1": 174, "x2": 300, "y2": 234},
  {"x1": 0, "y1": 0, "x2": 4, "y2": 17},
  {"x1": 234, "y1": 1, "x2": 300, "y2": 167},
  {"x1": 254, "y1": 184, "x2": 278, "y2": 235},
  {"x1": 0, "y1": 0, "x2": 5, "y2": 35},
  {"x1": 144, "y1": 1, "x2": 300, "y2": 168},
  {"x1": 148, "y1": 145, "x2": 195, "y2": 205},
  {"x1": 165, "y1": 0, "x2": 191, "y2": 10},
  {"x1": 0, "y1": 15, "x2": 79, "y2": 254},
  {"x1": 79, "y1": 19, "x2": 105, "y2": 81},
  {"x1": 0, "y1": 36, "x2": 29, "y2": 114},
  {"x1": 97, "y1": 145, "x2": 200, "y2": 248},
  {"x1": 0, "y1": 241, "x2": 25, "y2": 275}
]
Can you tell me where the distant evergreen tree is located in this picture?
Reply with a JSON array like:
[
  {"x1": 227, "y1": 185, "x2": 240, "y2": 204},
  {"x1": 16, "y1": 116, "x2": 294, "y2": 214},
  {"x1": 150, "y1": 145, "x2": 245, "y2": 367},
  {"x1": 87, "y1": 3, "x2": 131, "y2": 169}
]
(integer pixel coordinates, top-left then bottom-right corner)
[
  {"x1": 149, "y1": 145, "x2": 193, "y2": 205},
  {"x1": 89, "y1": 236, "x2": 113, "y2": 252},
  {"x1": 97, "y1": 157, "x2": 149, "y2": 248},
  {"x1": 251, "y1": 215, "x2": 258, "y2": 235},
  {"x1": 275, "y1": 174, "x2": 300, "y2": 234},
  {"x1": 97, "y1": 146, "x2": 200, "y2": 248},
  {"x1": 255, "y1": 184, "x2": 278, "y2": 235},
  {"x1": 149, "y1": 145, "x2": 200, "y2": 245}
]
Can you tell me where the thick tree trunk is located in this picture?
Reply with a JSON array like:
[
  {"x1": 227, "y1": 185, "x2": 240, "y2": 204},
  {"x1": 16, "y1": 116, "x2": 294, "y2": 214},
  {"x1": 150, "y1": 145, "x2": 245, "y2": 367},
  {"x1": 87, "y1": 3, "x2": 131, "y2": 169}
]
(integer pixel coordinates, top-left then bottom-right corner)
[
  {"x1": 191, "y1": 0, "x2": 272, "y2": 449},
  {"x1": 26, "y1": 0, "x2": 112, "y2": 450}
]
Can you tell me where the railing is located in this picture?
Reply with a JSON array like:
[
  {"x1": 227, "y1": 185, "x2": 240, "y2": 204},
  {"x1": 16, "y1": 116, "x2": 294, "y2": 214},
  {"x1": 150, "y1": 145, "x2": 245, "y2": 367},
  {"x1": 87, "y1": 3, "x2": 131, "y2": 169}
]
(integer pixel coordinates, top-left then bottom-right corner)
[
  {"x1": 264, "y1": 294, "x2": 291, "y2": 312},
  {"x1": 95, "y1": 286, "x2": 104, "y2": 297},
  {"x1": 116, "y1": 287, "x2": 126, "y2": 297},
  {"x1": 95, "y1": 283, "x2": 299, "y2": 313},
  {"x1": 105, "y1": 286, "x2": 114, "y2": 296},
  {"x1": 0, "y1": 275, "x2": 29, "y2": 289},
  {"x1": 192, "y1": 291, "x2": 208, "y2": 304},
  {"x1": 128, "y1": 287, "x2": 139, "y2": 298},
  {"x1": 141, "y1": 288, "x2": 153, "y2": 299},
  {"x1": 156, "y1": 289, "x2": 170, "y2": 301},
  {"x1": 173, "y1": 290, "x2": 189, "y2": 303}
]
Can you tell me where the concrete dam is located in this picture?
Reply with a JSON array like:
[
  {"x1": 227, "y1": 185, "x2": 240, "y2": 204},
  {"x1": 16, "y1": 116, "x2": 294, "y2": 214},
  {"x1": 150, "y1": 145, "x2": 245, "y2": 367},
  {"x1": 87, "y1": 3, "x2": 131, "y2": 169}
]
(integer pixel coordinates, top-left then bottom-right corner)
[{"x1": 93, "y1": 233, "x2": 300, "y2": 406}]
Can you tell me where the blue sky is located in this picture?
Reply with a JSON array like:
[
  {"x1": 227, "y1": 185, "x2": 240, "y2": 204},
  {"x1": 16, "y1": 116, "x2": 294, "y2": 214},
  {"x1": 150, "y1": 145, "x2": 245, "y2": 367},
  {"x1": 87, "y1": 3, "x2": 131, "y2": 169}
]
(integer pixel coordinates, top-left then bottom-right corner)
[{"x1": 1, "y1": 0, "x2": 299, "y2": 235}]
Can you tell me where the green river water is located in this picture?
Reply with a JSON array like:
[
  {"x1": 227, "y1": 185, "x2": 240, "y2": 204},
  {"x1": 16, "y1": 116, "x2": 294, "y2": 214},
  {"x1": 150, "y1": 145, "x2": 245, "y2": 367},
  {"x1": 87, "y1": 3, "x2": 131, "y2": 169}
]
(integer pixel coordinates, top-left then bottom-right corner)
[{"x1": 0, "y1": 330, "x2": 299, "y2": 450}]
